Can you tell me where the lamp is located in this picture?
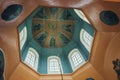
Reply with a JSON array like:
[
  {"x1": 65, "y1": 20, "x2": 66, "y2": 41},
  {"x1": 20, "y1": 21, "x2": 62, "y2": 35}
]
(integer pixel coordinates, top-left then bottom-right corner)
[{"x1": 57, "y1": 48, "x2": 63, "y2": 80}]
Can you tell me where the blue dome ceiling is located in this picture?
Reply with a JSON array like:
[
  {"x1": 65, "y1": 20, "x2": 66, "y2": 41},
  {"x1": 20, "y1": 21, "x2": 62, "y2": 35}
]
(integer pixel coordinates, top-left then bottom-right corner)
[
  {"x1": 18, "y1": 6, "x2": 95, "y2": 74},
  {"x1": 32, "y1": 7, "x2": 75, "y2": 48}
]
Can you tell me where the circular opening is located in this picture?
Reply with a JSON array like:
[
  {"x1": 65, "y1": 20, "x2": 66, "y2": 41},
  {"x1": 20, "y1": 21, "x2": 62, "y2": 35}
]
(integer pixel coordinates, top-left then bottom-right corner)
[
  {"x1": 1, "y1": 4, "x2": 23, "y2": 21},
  {"x1": 100, "y1": 11, "x2": 119, "y2": 25}
]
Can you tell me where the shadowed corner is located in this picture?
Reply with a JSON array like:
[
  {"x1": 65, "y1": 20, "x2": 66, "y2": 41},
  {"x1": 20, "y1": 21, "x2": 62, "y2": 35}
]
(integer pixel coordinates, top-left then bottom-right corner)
[{"x1": 0, "y1": 50, "x2": 5, "y2": 80}]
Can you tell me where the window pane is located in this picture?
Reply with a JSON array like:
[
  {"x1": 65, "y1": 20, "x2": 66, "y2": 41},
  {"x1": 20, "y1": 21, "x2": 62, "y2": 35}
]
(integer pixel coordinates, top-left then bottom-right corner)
[
  {"x1": 25, "y1": 52, "x2": 36, "y2": 67},
  {"x1": 48, "y1": 57, "x2": 62, "y2": 74},
  {"x1": 80, "y1": 29, "x2": 93, "y2": 52},
  {"x1": 83, "y1": 31, "x2": 93, "y2": 47},
  {"x1": 71, "y1": 50, "x2": 83, "y2": 68},
  {"x1": 19, "y1": 27, "x2": 27, "y2": 50},
  {"x1": 49, "y1": 59, "x2": 60, "y2": 72}
]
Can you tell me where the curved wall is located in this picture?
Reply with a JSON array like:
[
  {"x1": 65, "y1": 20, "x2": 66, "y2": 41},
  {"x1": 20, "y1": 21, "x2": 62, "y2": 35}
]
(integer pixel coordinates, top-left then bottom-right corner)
[
  {"x1": 0, "y1": 0, "x2": 119, "y2": 80},
  {"x1": 104, "y1": 32, "x2": 120, "y2": 80}
]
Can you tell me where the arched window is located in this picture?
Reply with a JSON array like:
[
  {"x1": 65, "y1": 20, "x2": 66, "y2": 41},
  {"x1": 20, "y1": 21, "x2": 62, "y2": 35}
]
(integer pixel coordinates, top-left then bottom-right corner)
[
  {"x1": 68, "y1": 49, "x2": 85, "y2": 70},
  {"x1": 19, "y1": 26, "x2": 27, "y2": 50},
  {"x1": 48, "y1": 56, "x2": 63, "y2": 74},
  {"x1": 80, "y1": 29, "x2": 93, "y2": 52},
  {"x1": 24, "y1": 48, "x2": 39, "y2": 71},
  {"x1": 74, "y1": 9, "x2": 90, "y2": 24}
]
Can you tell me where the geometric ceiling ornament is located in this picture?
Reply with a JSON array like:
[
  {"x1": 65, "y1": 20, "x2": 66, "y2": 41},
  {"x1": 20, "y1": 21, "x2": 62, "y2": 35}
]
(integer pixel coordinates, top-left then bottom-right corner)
[
  {"x1": 100, "y1": 11, "x2": 119, "y2": 25},
  {"x1": 32, "y1": 7, "x2": 75, "y2": 48},
  {"x1": 1, "y1": 4, "x2": 23, "y2": 21}
]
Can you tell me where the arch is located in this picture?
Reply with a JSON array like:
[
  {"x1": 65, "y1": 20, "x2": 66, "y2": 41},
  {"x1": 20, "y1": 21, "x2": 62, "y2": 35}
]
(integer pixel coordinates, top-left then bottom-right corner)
[
  {"x1": 68, "y1": 49, "x2": 85, "y2": 70},
  {"x1": 80, "y1": 29, "x2": 93, "y2": 52},
  {"x1": 0, "y1": 48, "x2": 5, "y2": 80},
  {"x1": 24, "y1": 47, "x2": 39, "y2": 71},
  {"x1": 19, "y1": 26, "x2": 27, "y2": 50},
  {"x1": 74, "y1": 9, "x2": 90, "y2": 24},
  {"x1": 48, "y1": 56, "x2": 63, "y2": 74}
]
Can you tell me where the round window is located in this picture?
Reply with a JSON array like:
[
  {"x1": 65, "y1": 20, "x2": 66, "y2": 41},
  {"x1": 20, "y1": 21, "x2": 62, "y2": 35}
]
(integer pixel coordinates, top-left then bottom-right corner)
[{"x1": 1, "y1": 4, "x2": 23, "y2": 21}]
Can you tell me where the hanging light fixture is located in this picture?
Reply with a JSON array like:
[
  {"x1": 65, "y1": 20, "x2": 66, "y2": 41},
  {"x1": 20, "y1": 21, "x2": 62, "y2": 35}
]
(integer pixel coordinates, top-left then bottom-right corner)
[{"x1": 57, "y1": 48, "x2": 63, "y2": 80}]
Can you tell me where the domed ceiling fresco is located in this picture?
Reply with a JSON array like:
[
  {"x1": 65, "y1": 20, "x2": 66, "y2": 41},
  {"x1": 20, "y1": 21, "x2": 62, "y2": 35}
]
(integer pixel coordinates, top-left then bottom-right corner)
[
  {"x1": 32, "y1": 7, "x2": 75, "y2": 48},
  {"x1": 18, "y1": 6, "x2": 95, "y2": 74}
]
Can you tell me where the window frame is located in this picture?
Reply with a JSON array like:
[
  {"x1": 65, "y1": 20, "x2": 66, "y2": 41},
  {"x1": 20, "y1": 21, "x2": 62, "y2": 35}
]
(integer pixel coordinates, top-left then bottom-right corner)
[
  {"x1": 80, "y1": 29, "x2": 93, "y2": 52},
  {"x1": 74, "y1": 9, "x2": 90, "y2": 24},
  {"x1": 24, "y1": 48, "x2": 39, "y2": 71},
  {"x1": 48, "y1": 56, "x2": 63, "y2": 74},
  {"x1": 19, "y1": 26, "x2": 27, "y2": 50},
  {"x1": 68, "y1": 49, "x2": 86, "y2": 71}
]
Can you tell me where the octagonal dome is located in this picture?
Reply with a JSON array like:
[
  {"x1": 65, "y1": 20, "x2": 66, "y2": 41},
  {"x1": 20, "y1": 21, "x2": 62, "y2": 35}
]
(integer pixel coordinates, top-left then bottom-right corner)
[{"x1": 18, "y1": 6, "x2": 95, "y2": 74}]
